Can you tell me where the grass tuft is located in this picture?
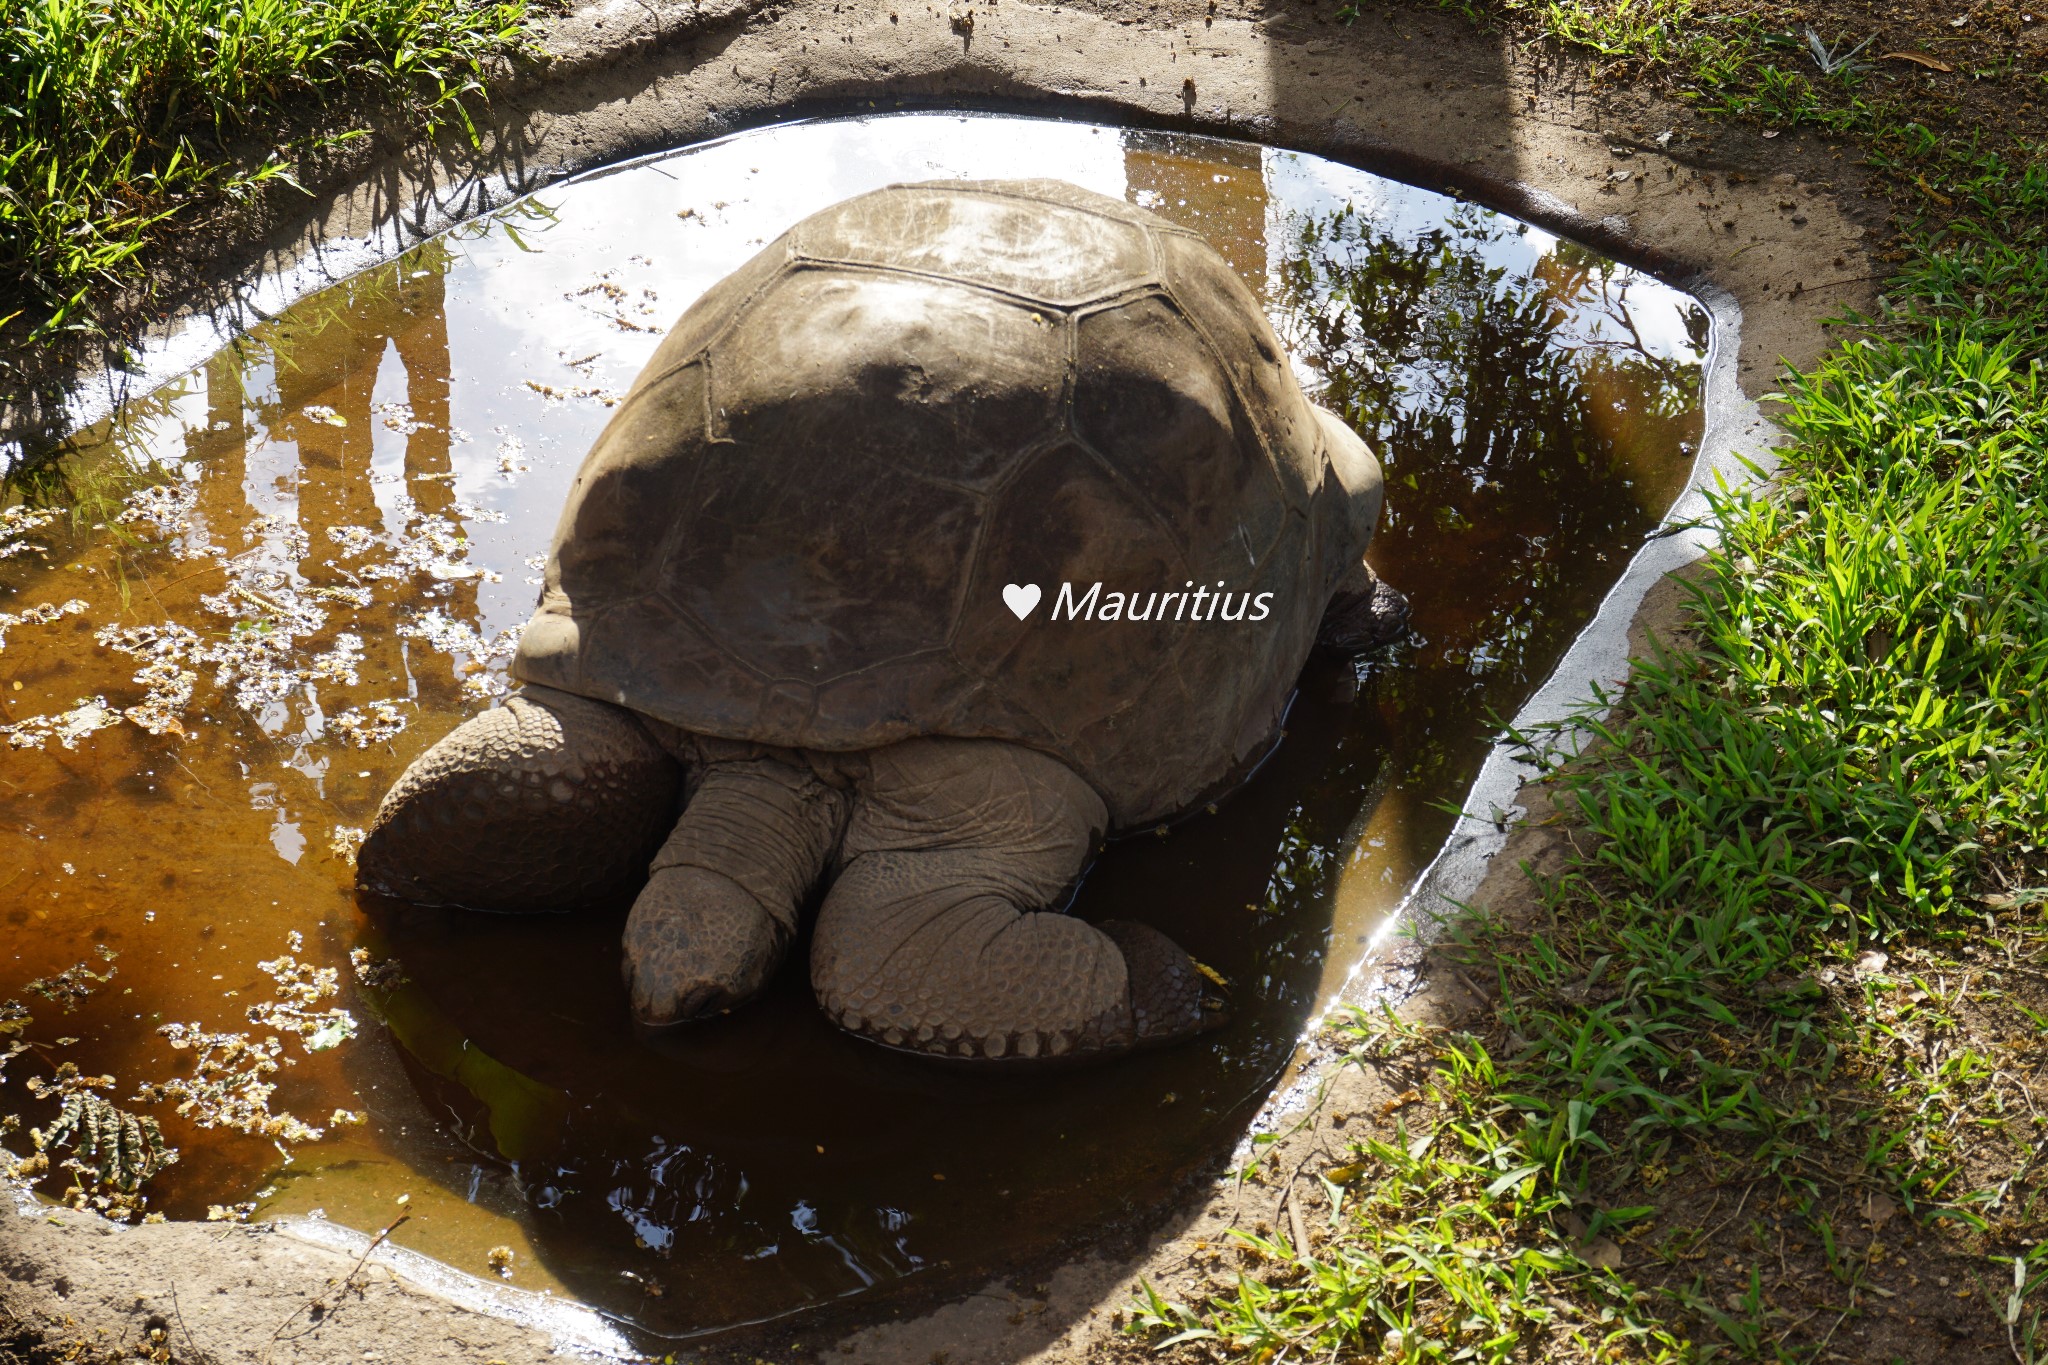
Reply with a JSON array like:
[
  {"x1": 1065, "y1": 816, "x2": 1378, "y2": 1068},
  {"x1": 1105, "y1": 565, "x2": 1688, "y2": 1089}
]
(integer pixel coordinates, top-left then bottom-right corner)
[{"x1": 0, "y1": 0, "x2": 531, "y2": 357}]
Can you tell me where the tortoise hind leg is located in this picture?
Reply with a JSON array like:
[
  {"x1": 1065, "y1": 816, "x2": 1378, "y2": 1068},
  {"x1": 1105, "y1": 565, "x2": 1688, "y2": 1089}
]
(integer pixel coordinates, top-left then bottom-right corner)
[
  {"x1": 623, "y1": 749, "x2": 849, "y2": 1025},
  {"x1": 357, "y1": 686, "x2": 680, "y2": 912},
  {"x1": 809, "y1": 738, "x2": 1219, "y2": 1065}
]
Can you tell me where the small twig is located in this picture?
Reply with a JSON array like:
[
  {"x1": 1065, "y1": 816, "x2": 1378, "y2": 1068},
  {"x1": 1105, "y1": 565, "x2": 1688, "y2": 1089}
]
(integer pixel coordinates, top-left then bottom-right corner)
[
  {"x1": 1223, "y1": 1162, "x2": 1255, "y2": 1235},
  {"x1": 267, "y1": 1214, "x2": 409, "y2": 1345},
  {"x1": 1284, "y1": 1184, "x2": 1313, "y2": 1263},
  {"x1": 1812, "y1": 1302, "x2": 1857, "y2": 1355},
  {"x1": 1699, "y1": 1179, "x2": 1761, "y2": 1246},
  {"x1": 1449, "y1": 965, "x2": 1494, "y2": 1007},
  {"x1": 1268, "y1": 1143, "x2": 1329, "y2": 1229},
  {"x1": 169, "y1": 1282, "x2": 201, "y2": 1359},
  {"x1": 157, "y1": 561, "x2": 231, "y2": 592},
  {"x1": 1224, "y1": 1085, "x2": 1333, "y2": 1235},
  {"x1": 171, "y1": 754, "x2": 218, "y2": 801}
]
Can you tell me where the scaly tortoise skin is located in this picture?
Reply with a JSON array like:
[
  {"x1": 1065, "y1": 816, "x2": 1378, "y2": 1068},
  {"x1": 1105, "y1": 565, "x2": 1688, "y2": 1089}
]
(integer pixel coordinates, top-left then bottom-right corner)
[{"x1": 358, "y1": 179, "x2": 1404, "y2": 1066}]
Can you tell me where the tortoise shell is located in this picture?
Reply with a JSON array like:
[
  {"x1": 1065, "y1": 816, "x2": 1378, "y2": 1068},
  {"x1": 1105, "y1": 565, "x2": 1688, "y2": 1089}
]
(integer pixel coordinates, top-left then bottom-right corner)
[{"x1": 512, "y1": 179, "x2": 1381, "y2": 827}]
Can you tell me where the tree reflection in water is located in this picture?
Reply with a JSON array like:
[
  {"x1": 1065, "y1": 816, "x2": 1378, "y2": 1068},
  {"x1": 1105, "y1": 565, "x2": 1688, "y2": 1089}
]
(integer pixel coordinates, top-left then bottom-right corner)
[{"x1": 1273, "y1": 199, "x2": 1708, "y2": 794}]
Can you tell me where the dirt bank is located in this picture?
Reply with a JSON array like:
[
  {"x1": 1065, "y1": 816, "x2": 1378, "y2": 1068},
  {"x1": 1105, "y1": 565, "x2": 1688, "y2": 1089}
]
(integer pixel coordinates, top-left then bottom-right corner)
[{"x1": 0, "y1": 0, "x2": 1889, "y2": 1360}]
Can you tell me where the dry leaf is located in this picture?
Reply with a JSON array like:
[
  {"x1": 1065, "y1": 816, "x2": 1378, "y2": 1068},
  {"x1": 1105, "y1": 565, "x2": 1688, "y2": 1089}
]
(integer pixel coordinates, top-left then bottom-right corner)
[
  {"x1": 1915, "y1": 175, "x2": 1955, "y2": 207},
  {"x1": 1881, "y1": 50, "x2": 1954, "y2": 71}
]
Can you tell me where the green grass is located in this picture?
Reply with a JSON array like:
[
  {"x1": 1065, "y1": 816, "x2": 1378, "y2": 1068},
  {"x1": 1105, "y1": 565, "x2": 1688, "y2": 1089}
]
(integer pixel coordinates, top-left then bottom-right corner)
[
  {"x1": 1129, "y1": 114, "x2": 2048, "y2": 1365},
  {"x1": 1134, "y1": 1011, "x2": 1690, "y2": 1360},
  {"x1": 0, "y1": 0, "x2": 531, "y2": 355}
]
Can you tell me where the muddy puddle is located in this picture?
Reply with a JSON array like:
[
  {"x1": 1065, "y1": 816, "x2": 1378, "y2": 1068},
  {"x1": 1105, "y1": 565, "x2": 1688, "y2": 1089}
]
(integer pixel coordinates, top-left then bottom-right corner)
[{"x1": 0, "y1": 114, "x2": 1707, "y2": 1338}]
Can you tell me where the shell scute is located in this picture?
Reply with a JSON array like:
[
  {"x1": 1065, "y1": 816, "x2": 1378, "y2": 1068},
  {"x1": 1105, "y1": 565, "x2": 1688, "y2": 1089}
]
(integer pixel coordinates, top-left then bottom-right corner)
[
  {"x1": 792, "y1": 180, "x2": 1159, "y2": 308},
  {"x1": 1153, "y1": 231, "x2": 1323, "y2": 517},
  {"x1": 554, "y1": 360, "x2": 710, "y2": 603},
  {"x1": 951, "y1": 439, "x2": 1187, "y2": 737},
  {"x1": 660, "y1": 416, "x2": 986, "y2": 686},
  {"x1": 1069, "y1": 293, "x2": 1283, "y2": 566},
  {"x1": 705, "y1": 268, "x2": 1067, "y2": 493}
]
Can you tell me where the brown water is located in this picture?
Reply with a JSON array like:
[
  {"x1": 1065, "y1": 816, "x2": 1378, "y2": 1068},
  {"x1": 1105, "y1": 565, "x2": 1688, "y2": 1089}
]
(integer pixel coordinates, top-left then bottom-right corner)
[{"x1": 0, "y1": 115, "x2": 1706, "y2": 1338}]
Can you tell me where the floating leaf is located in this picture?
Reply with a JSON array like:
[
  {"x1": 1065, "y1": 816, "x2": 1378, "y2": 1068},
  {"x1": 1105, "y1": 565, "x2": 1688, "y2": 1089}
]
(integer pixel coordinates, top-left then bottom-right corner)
[
  {"x1": 25, "y1": 953, "x2": 116, "y2": 1011},
  {"x1": 38, "y1": 1092, "x2": 176, "y2": 1194},
  {"x1": 304, "y1": 1017, "x2": 357, "y2": 1052}
]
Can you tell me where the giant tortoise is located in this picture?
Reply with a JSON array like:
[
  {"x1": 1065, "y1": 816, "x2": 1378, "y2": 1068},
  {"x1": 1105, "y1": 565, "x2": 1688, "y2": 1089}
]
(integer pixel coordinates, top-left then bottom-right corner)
[{"x1": 358, "y1": 178, "x2": 1406, "y2": 1065}]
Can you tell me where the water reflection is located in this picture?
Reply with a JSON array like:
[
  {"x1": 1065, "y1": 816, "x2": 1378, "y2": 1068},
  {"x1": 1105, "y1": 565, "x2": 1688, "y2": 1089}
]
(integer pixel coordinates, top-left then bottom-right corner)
[
  {"x1": 1274, "y1": 193, "x2": 1707, "y2": 965},
  {"x1": 0, "y1": 114, "x2": 1705, "y2": 1339},
  {"x1": 1124, "y1": 131, "x2": 1267, "y2": 285}
]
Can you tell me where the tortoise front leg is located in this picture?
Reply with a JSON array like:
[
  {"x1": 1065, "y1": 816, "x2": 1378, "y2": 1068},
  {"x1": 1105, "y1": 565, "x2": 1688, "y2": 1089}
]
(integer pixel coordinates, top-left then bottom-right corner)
[
  {"x1": 809, "y1": 738, "x2": 1217, "y2": 1065},
  {"x1": 623, "y1": 748, "x2": 849, "y2": 1025},
  {"x1": 357, "y1": 686, "x2": 679, "y2": 912}
]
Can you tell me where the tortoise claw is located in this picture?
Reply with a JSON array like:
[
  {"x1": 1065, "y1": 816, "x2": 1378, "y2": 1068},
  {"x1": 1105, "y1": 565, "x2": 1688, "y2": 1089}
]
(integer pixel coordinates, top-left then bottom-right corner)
[
  {"x1": 622, "y1": 866, "x2": 790, "y2": 1026},
  {"x1": 1097, "y1": 919, "x2": 1228, "y2": 1047}
]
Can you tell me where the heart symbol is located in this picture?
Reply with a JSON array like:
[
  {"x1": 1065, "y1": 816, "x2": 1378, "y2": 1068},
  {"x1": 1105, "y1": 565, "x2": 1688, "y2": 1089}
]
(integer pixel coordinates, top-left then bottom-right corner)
[{"x1": 1002, "y1": 583, "x2": 1041, "y2": 620}]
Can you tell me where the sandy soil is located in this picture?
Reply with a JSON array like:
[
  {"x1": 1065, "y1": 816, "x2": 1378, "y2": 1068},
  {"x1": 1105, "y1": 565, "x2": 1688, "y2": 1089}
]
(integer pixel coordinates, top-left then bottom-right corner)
[
  {"x1": 0, "y1": 1204, "x2": 585, "y2": 1364},
  {"x1": 0, "y1": 1, "x2": 1893, "y2": 1361}
]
